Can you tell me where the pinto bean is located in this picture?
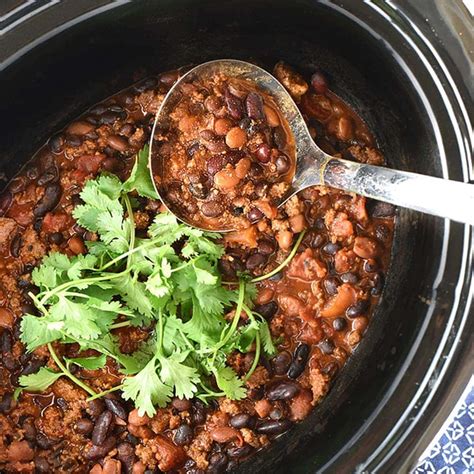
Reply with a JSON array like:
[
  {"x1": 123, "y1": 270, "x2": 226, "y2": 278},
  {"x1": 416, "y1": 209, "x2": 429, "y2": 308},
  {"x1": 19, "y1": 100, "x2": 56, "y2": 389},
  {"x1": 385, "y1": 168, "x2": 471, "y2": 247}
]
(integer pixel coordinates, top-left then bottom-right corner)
[
  {"x1": 263, "y1": 105, "x2": 280, "y2": 127},
  {"x1": 76, "y1": 418, "x2": 94, "y2": 435},
  {"x1": 214, "y1": 118, "x2": 233, "y2": 136},
  {"x1": 214, "y1": 168, "x2": 240, "y2": 190},
  {"x1": 0, "y1": 308, "x2": 14, "y2": 329},
  {"x1": 33, "y1": 183, "x2": 61, "y2": 217},
  {"x1": 102, "y1": 459, "x2": 121, "y2": 474},
  {"x1": 67, "y1": 121, "x2": 95, "y2": 136},
  {"x1": 155, "y1": 435, "x2": 186, "y2": 471},
  {"x1": 225, "y1": 127, "x2": 247, "y2": 149},
  {"x1": 68, "y1": 235, "x2": 86, "y2": 255},
  {"x1": 171, "y1": 398, "x2": 192, "y2": 412},
  {"x1": 353, "y1": 236, "x2": 380, "y2": 259},
  {"x1": 276, "y1": 230, "x2": 293, "y2": 250},
  {"x1": 128, "y1": 408, "x2": 150, "y2": 426},
  {"x1": 201, "y1": 201, "x2": 223, "y2": 218},
  {"x1": 210, "y1": 426, "x2": 243, "y2": 446},
  {"x1": 266, "y1": 381, "x2": 300, "y2": 401},
  {"x1": 256, "y1": 419, "x2": 292, "y2": 435},
  {"x1": 7, "y1": 440, "x2": 34, "y2": 462},
  {"x1": 92, "y1": 410, "x2": 114, "y2": 446}
]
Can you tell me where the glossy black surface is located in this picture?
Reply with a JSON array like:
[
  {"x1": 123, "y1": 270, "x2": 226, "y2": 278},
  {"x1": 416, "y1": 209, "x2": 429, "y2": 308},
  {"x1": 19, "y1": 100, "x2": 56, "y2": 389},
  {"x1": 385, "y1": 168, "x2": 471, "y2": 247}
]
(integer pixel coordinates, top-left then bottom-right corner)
[{"x1": 0, "y1": 1, "x2": 472, "y2": 472}]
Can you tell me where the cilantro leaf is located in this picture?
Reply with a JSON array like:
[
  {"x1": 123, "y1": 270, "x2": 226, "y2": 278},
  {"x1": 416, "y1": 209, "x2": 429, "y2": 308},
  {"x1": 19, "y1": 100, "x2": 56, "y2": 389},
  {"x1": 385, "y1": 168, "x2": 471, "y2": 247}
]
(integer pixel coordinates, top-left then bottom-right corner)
[
  {"x1": 19, "y1": 367, "x2": 62, "y2": 392},
  {"x1": 158, "y1": 351, "x2": 200, "y2": 400},
  {"x1": 213, "y1": 366, "x2": 246, "y2": 399},
  {"x1": 66, "y1": 354, "x2": 107, "y2": 370},
  {"x1": 122, "y1": 145, "x2": 158, "y2": 199},
  {"x1": 20, "y1": 314, "x2": 64, "y2": 352}
]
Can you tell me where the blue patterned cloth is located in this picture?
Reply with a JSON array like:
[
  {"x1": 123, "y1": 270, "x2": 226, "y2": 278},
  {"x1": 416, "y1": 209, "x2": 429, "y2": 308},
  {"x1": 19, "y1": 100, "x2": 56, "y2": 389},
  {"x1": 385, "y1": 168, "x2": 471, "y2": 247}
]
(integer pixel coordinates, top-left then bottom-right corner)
[{"x1": 413, "y1": 378, "x2": 474, "y2": 474}]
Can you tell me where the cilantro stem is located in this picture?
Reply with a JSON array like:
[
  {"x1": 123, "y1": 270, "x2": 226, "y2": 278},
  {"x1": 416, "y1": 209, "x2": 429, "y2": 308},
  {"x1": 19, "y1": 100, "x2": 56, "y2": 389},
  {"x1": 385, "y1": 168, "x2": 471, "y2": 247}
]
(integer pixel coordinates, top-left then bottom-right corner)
[
  {"x1": 244, "y1": 331, "x2": 261, "y2": 382},
  {"x1": 87, "y1": 383, "x2": 124, "y2": 401},
  {"x1": 251, "y1": 230, "x2": 306, "y2": 283},
  {"x1": 109, "y1": 321, "x2": 132, "y2": 330},
  {"x1": 47, "y1": 343, "x2": 97, "y2": 397},
  {"x1": 123, "y1": 194, "x2": 135, "y2": 269}
]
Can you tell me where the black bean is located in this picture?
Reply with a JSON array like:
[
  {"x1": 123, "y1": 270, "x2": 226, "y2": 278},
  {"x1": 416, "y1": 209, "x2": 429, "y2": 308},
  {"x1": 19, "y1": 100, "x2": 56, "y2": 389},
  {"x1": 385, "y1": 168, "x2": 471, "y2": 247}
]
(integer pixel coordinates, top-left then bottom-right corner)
[
  {"x1": 230, "y1": 413, "x2": 254, "y2": 429},
  {"x1": 36, "y1": 433, "x2": 52, "y2": 449},
  {"x1": 311, "y1": 71, "x2": 328, "y2": 94},
  {"x1": 273, "y1": 126, "x2": 287, "y2": 149},
  {"x1": 104, "y1": 397, "x2": 127, "y2": 420},
  {"x1": 0, "y1": 392, "x2": 13, "y2": 413},
  {"x1": 375, "y1": 224, "x2": 390, "y2": 242},
  {"x1": 248, "y1": 386, "x2": 264, "y2": 401},
  {"x1": 99, "y1": 111, "x2": 122, "y2": 125},
  {"x1": 369, "y1": 201, "x2": 395, "y2": 218},
  {"x1": 208, "y1": 452, "x2": 228, "y2": 473},
  {"x1": 3, "y1": 353, "x2": 18, "y2": 370},
  {"x1": 346, "y1": 299, "x2": 369, "y2": 318},
  {"x1": 275, "y1": 154, "x2": 290, "y2": 174},
  {"x1": 20, "y1": 357, "x2": 44, "y2": 376},
  {"x1": 174, "y1": 424, "x2": 193, "y2": 445},
  {"x1": 10, "y1": 235, "x2": 21, "y2": 258},
  {"x1": 225, "y1": 89, "x2": 244, "y2": 120},
  {"x1": 268, "y1": 271, "x2": 283, "y2": 281},
  {"x1": 371, "y1": 272, "x2": 385, "y2": 295},
  {"x1": 89, "y1": 104, "x2": 107, "y2": 115},
  {"x1": 319, "y1": 339, "x2": 335, "y2": 354},
  {"x1": 258, "y1": 238, "x2": 275, "y2": 255},
  {"x1": 91, "y1": 410, "x2": 113, "y2": 446},
  {"x1": 37, "y1": 168, "x2": 58, "y2": 186},
  {"x1": 48, "y1": 134, "x2": 64, "y2": 153},
  {"x1": 9, "y1": 177, "x2": 26, "y2": 193},
  {"x1": 201, "y1": 201, "x2": 223, "y2": 218},
  {"x1": 245, "y1": 92, "x2": 264, "y2": 120},
  {"x1": 322, "y1": 242, "x2": 340, "y2": 255},
  {"x1": 227, "y1": 444, "x2": 253, "y2": 458},
  {"x1": 34, "y1": 457, "x2": 50, "y2": 473},
  {"x1": 333, "y1": 317, "x2": 347, "y2": 331},
  {"x1": 33, "y1": 183, "x2": 61, "y2": 217},
  {"x1": 0, "y1": 330, "x2": 13, "y2": 352},
  {"x1": 134, "y1": 77, "x2": 158, "y2": 92},
  {"x1": 269, "y1": 408, "x2": 284, "y2": 420},
  {"x1": 340, "y1": 272, "x2": 359, "y2": 284},
  {"x1": 22, "y1": 417, "x2": 37, "y2": 441},
  {"x1": 246, "y1": 253, "x2": 267, "y2": 271},
  {"x1": 187, "y1": 142, "x2": 200, "y2": 158},
  {"x1": 272, "y1": 351, "x2": 292, "y2": 376},
  {"x1": 26, "y1": 166, "x2": 39, "y2": 180},
  {"x1": 117, "y1": 442, "x2": 135, "y2": 473},
  {"x1": 288, "y1": 344, "x2": 310, "y2": 379},
  {"x1": 256, "y1": 419, "x2": 292, "y2": 435},
  {"x1": 75, "y1": 418, "x2": 94, "y2": 435},
  {"x1": 323, "y1": 277, "x2": 339, "y2": 295},
  {"x1": 191, "y1": 405, "x2": 206, "y2": 426},
  {"x1": 0, "y1": 192, "x2": 12, "y2": 217},
  {"x1": 57, "y1": 397, "x2": 69, "y2": 412},
  {"x1": 84, "y1": 435, "x2": 117, "y2": 460},
  {"x1": 266, "y1": 381, "x2": 300, "y2": 401},
  {"x1": 254, "y1": 301, "x2": 278, "y2": 320},
  {"x1": 49, "y1": 232, "x2": 64, "y2": 245},
  {"x1": 65, "y1": 135, "x2": 83, "y2": 147},
  {"x1": 322, "y1": 362, "x2": 339, "y2": 377},
  {"x1": 364, "y1": 259, "x2": 378, "y2": 273}
]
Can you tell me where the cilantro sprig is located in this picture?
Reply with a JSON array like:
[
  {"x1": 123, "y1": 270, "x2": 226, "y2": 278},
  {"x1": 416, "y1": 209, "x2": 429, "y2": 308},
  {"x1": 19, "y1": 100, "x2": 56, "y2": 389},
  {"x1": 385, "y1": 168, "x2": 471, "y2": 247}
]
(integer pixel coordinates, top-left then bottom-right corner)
[{"x1": 18, "y1": 146, "x2": 276, "y2": 416}]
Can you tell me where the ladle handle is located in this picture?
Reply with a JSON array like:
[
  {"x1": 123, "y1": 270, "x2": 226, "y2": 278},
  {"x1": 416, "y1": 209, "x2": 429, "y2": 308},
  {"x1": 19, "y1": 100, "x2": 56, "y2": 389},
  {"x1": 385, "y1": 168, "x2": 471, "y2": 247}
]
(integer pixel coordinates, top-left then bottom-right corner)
[{"x1": 322, "y1": 158, "x2": 474, "y2": 225}]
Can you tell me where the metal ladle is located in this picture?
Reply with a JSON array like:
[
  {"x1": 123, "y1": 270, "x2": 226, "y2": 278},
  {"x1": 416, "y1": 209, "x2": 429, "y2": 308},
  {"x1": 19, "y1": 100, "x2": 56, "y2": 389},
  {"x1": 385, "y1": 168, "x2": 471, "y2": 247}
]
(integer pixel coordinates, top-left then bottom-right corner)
[{"x1": 150, "y1": 59, "x2": 474, "y2": 230}]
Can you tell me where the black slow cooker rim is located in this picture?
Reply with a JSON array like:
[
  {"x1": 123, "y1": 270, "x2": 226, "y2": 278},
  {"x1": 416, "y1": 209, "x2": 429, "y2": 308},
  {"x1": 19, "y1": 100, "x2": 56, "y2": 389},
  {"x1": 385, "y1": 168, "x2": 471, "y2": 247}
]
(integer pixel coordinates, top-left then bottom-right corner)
[{"x1": 1, "y1": 1, "x2": 472, "y2": 473}]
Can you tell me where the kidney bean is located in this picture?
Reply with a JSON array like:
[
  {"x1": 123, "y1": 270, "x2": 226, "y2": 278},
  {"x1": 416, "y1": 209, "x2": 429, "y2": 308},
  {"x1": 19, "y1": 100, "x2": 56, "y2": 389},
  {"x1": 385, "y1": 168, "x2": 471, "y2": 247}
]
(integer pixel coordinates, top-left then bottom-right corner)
[
  {"x1": 266, "y1": 381, "x2": 300, "y2": 401},
  {"x1": 92, "y1": 410, "x2": 113, "y2": 446},
  {"x1": 204, "y1": 138, "x2": 227, "y2": 154},
  {"x1": 311, "y1": 71, "x2": 328, "y2": 94},
  {"x1": 333, "y1": 317, "x2": 347, "y2": 331},
  {"x1": 255, "y1": 143, "x2": 271, "y2": 163},
  {"x1": 33, "y1": 183, "x2": 61, "y2": 217},
  {"x1": 204, "y1": 95, "x2": 224, "y2": 114},
  {"x1": 246, "y1": 253, "x2": 267, "y2": 271},
  {"x1": 275, "y1": 154, "x2": 290, "y2": 174},
  {"x1": 210, "y1": 426, "x2": 243, "y2": 445},
  {"x1": 36, "y1": 433, "x2": 52, "y2": 449},
  {"x1": 256, "y1": 419, "x2": 292, "y2": 435},
  {"x1": 346, "y1": 299, "x2": 369, "y2": 318},
  {"x1": 340, "y1": 272, "x2": 359, "y2": 284},
  {"x1": 245, "y1": 92, "x2": 264, "y2": 119},
  {"x1": 288, "y1": 344, "x2": 310, "y2": 379},
  {"x1": 117, "y1": 442, "x2": 135, "y2": 473},
  {"x1": 369, "y1": 201, "x2": 395, "y2": 218},
  {"x1": 85, "y1": 436, "x2": 117, "y2": 460},
  {"x1": 155, "y1": 435, "x2": 186, "y2": 471},
  {"x1": 254, "y1": 301, "x2": 278, "y2": 320},
  {"x1": 200, "y1": 201, "x2": 223, "y2": 218},
  {"x1": 258, "y1": 238, "x2": 275, "y2": 255},
  {"x1": 7, "y1": 440, "x2": 34, "y2": 462},
  {"x1": 174, "y1": 424, "x2": 193, "y2": 445},
  {"x1": 75, "y1": 418, "x2": 94, "y2": 435},
  {"x1": 104, "y1": 398, "x2": 127, "y2": 420},
  {"x1": 127, "y1": 408, "x2": 149, "y2": 427},
  {"x1": 225, "y1": 89, "x2": 244, "y2": 119},
  {"x1": 170, "y1": 397, "x2": 191, "y2": 412},
  {"x1": 230, "y1": 413, "x2": 255, "y2": 429},
  {"x1": 244, "y1": 207, "x2": 262, "y2": 223}
]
